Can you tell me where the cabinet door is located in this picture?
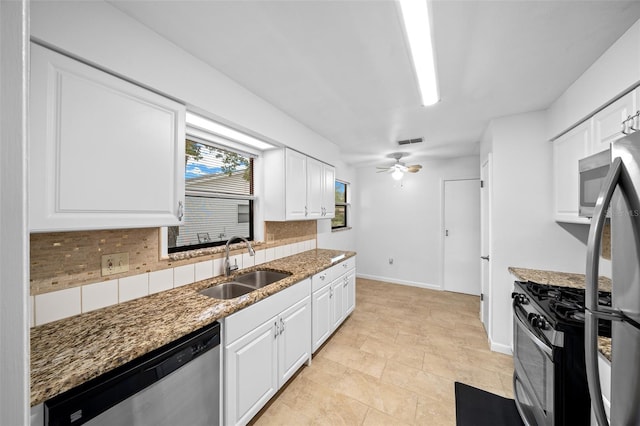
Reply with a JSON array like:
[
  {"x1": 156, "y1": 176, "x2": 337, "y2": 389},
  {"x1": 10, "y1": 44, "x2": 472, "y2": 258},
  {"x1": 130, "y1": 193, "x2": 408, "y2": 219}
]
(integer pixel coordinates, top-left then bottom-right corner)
[
  {"x1": 285, "y1": 149, "x2": 308, "y2": 220},
  {"x1": 322, "y1": 164, "x2": 336, "y2": 218},
  {"x1": 306, "y1": 157, "x2": 323, "y2": 219},
  {"x1": 225, "y1": 319, "x2": 278, "y2": 426},
  {"x1": 30, "y1": 43, "x2": 185, "y2": 232},
  {"x1": 343, "y1": 269, "x2": 356, "y2": 317},
  {"x1": 277, "y1": 296, "x2": 311, "y2": 386},
  {"x1": 312, "y1": 284, "x2": 333, "y2": 353},
  {"x1": 553, "y1": 121, "x2": 590, "y2": 223},
  {"x1": 592, "y1": 91, "x2": 636, "y2": 154},
  {"x1": 331, "y1": 279, "x2": 345, "y2": 330}
]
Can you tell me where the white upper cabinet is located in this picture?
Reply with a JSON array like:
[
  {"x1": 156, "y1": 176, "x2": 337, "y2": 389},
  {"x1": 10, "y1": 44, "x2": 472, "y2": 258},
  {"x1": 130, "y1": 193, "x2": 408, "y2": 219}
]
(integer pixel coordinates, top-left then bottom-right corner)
[
  {"x1": 30, "y1": 44, "x2": 185, "y2": 232},
  {"x1": 553, "y1": 121, "x2": 590, "y2": 224},
  {"x1": 321, "y1": 163, "x2": 336, "y2": 218},
  {"x1": 264, "y1": 148, "x2": 335, "y2": 221},
  {"x1": 306, "y1": 157, "x2": 323, "y2": 219},
  {"x1": 592, "y1": 91, "x2": 637, "y2": 154}
]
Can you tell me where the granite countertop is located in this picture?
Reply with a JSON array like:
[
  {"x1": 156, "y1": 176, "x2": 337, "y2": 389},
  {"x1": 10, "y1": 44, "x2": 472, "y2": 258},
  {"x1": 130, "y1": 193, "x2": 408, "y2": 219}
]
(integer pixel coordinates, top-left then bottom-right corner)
[
  {"x1": 508, "y1": 267, "x2": 612, "y2": 292},
  {"x1": 31, "y1": 249, "x2": 355, "y2": 406},
  {"x1": 508, "y1": 267, "x2": 612, "y2": 361}
]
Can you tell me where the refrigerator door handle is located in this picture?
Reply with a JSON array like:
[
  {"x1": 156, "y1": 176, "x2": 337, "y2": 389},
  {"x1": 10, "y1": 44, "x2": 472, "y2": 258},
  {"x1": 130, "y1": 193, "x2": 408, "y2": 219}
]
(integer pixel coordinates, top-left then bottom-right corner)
[{"x1": 585, "y1": 156, "x2": 624, "y2": 426}]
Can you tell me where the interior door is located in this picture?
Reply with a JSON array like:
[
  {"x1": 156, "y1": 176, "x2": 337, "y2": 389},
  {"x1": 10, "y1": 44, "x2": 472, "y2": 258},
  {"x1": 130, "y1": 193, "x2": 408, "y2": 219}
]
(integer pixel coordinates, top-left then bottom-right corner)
[
  {"x1": 443, "y1": 179, "x2": 481, "y2": 295},
  {"x1": 480, "y1": 156, "x2": 491, "y2": 327}
]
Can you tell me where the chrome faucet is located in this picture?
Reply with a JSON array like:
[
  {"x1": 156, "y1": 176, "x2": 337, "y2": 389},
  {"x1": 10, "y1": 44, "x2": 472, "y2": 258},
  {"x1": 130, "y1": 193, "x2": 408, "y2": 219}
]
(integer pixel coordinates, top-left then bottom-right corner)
[{"x1": 224, "y1": 236, "x2": 255, "y2": 276}]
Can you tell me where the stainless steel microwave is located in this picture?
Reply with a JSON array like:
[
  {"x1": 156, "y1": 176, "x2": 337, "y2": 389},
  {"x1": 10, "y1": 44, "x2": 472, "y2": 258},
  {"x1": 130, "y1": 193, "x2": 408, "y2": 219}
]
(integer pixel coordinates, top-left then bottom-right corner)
[{"x1": 579, "y1": 149, "x2": 610, "y2": 218}]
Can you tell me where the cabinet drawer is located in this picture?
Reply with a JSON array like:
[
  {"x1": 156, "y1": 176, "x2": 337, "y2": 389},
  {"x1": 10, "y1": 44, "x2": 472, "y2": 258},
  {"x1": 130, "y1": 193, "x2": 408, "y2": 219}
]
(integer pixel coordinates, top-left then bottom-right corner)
[
  {"x1": 311, "y1": 269, "x2": 333, "y2": 292},
  {"x1": 225, "y1": 278, "x2": 310, "y2": 345},
  {"x1": 335, "y1": 257, "x2": 356, "y2": 276}
]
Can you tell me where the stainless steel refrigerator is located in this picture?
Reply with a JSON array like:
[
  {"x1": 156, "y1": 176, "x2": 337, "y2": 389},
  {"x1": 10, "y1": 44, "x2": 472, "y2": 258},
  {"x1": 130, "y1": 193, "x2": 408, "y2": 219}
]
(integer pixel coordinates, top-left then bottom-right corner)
[{"x1": 586, "y1": 130, "x2": 640, "y2": 426}]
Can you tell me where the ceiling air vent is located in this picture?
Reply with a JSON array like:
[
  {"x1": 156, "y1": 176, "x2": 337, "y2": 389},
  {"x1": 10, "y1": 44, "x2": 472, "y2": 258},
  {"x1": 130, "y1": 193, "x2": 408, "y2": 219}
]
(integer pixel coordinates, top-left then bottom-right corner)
[{"x1": 397, "y1": 137, "x2": 423, "y2": 146}]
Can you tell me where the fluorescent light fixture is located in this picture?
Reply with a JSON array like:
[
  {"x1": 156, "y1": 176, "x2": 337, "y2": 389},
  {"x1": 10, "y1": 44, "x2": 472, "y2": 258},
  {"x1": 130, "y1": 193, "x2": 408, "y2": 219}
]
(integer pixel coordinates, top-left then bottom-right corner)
[
  {"x1": 186, "y1": 112, "x2": 275, "y2": 151},
  {"x1": 398, "y1": 0, "x2": 439, "y2": 106},
  {"x1": 392, "y1": 168, "x2": 404, "y2": 181}
]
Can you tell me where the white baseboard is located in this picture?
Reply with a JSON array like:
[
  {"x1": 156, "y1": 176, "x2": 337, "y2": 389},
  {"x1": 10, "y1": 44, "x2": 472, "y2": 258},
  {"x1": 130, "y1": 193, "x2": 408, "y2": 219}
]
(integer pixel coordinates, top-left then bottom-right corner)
[
  {"x1": 356, "y1": 273, "x2": 441, "y2": 291},
  {"x1": 489, "y1": 339, "x2": 513, "y2": 356}
]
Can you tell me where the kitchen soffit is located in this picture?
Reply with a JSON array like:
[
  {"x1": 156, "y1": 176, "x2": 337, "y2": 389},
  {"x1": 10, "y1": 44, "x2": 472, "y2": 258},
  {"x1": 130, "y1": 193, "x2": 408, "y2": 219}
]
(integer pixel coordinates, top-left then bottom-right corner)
[{"x1": 108, "y1": 0, "x2": 640, "y2": 165}]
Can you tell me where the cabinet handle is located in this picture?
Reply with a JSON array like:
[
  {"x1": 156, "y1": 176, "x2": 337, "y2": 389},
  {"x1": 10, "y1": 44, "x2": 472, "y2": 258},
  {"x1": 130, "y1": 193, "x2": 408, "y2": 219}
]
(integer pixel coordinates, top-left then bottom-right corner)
[
  {"x1": 319, "y1": 274, "x2": 325, "y2": 281},
  {"x1": 631, "y1": 111, "x2": 640, "y2": 132},
  {"x1": 280, "y1": 317, "x2": 285, "y2": 333},
  {"x1": 177, "y1": 201, "x2": 184, "y2": 221},
  {"x1": 274, "y1": 321, "x2": 278, "y2": 338},
  {"x1": 305, "y1": 206, "x2": 308, "y2": 217}
]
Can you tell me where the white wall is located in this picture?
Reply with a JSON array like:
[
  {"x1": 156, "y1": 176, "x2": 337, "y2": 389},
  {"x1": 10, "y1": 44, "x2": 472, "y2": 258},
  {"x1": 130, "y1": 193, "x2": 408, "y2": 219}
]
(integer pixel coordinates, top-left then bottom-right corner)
[
  {"x1": 0, "y1": 0, "x2": 30, "y2": 422},
  {"x1": 355, "y1": 156, "x2": 479, "y2": 288},
  {"x1": 482, "y1": 111, "x2": 594, "y2": 352},
  {"x1": 548, "y1": 19, "x2": 640, "y2": 139}
]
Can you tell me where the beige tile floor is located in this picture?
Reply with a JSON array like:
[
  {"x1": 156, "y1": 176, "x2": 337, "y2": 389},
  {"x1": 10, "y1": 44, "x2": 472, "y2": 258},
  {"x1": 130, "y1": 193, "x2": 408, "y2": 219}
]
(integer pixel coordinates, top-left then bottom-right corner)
[{"x1": 251, "y1": 278, "x2": 514, "y2": 426}]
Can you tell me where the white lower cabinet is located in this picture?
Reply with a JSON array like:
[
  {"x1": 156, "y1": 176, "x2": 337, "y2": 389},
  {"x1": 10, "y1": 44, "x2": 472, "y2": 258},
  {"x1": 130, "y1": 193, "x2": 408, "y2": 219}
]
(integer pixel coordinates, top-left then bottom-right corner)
[
  {"x1": 311, "y1": 257, "x2": 357, "y2": 353},
  {"x1": 224, "y1": 279, "x2": 311, "y2": 426}
]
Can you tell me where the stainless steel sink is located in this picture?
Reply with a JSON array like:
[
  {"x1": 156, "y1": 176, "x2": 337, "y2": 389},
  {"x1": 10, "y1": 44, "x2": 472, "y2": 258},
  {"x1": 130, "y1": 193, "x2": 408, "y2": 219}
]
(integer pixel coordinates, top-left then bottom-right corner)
[
  {"x1": 199, "y1": 270, "x2": 291, "y2": 300},
  {"x1": 234, "y1": 270, "x2": 291, "y2": 289},
  {"x1": 199, "y1": 282, "x2": 255, "y2": 300}
]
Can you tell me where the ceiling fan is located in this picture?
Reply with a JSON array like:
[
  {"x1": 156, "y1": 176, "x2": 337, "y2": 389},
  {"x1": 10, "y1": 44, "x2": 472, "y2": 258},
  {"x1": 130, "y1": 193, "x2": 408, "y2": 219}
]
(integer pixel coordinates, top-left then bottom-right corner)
[{"x1": 376, "y1": 152, "x2": 422, "y2": 180}]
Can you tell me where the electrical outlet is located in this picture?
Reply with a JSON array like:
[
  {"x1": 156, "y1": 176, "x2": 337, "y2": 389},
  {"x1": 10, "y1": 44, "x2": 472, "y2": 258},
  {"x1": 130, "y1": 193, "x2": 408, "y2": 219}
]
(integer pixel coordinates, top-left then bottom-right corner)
[{"x1": 101, "y1": 252, "x2": 129, "y2": 276}]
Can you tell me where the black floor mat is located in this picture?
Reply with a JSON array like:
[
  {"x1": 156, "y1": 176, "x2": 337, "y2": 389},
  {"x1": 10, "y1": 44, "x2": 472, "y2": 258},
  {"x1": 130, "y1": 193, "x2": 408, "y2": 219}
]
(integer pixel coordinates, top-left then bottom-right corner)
[{"x1": 455, "y1": 382, "x2": 524, "y2": 426}]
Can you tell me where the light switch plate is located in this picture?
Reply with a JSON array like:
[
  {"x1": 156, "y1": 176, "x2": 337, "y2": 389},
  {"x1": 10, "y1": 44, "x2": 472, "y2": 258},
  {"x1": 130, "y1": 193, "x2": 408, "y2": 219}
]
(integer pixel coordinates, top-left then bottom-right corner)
[{"x1": 101, "y1": 252, "x2": 129, "y2": 276}]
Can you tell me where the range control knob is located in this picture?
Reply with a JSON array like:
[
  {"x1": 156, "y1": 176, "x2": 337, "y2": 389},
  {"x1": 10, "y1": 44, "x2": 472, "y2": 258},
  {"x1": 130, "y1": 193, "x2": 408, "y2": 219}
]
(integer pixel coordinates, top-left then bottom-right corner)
[
  {"x1": 511, "y1": 292, "x2": 529, "y2": 305},
  {"x1": 527, "y1": 313, "x2": 547, "y2": 329}
]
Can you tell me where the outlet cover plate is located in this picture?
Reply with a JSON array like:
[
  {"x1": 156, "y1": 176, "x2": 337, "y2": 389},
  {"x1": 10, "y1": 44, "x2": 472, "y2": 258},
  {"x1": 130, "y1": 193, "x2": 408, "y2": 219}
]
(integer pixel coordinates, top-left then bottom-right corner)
[{"x1": 101, "y1": 252, "x2": 129, "y2": 276}]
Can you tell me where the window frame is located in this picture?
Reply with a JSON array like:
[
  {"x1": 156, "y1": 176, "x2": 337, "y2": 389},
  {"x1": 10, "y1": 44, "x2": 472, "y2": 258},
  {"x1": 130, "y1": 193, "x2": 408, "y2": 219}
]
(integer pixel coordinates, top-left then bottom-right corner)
[
  {"x1": 332, "y1": 180, "x2": 349, "y2": 230},
  {"x1": 167, "y1": 138, "x2": 255, "y2": 254}
]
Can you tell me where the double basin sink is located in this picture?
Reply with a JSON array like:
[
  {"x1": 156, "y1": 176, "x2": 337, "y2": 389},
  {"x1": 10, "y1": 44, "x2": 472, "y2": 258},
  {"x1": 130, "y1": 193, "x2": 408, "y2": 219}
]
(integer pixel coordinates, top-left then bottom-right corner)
[{"x1": 200, "y1": 270, "x2": 291, "y2": 300}]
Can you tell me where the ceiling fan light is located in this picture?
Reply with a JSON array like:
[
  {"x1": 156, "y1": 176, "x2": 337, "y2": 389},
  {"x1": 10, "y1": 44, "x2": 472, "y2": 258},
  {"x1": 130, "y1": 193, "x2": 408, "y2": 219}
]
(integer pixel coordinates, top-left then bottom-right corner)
[{"x1": 392, "y1": 169, "x2": 404, "y2": 180}]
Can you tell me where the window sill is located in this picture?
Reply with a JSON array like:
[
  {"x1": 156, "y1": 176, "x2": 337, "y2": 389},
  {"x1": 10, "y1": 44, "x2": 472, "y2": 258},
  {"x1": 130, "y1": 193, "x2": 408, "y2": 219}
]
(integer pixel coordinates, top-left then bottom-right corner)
[
  {"x1": 331, "y1": 226, "x2": 352, "y2": 233},
  {"x1": 167, "y1": 240, "x2": 264, "y2": 261}
]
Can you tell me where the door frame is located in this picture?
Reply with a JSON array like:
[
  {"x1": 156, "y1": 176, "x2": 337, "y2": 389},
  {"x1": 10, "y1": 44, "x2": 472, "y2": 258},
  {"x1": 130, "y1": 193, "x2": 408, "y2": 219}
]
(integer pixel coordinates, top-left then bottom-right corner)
[
  {"x1": 480, "y1": 154, "x2": 493, "y2": 334},
  {"x1": 439, "y1": 176, "x2": 481, "y2": 294}
]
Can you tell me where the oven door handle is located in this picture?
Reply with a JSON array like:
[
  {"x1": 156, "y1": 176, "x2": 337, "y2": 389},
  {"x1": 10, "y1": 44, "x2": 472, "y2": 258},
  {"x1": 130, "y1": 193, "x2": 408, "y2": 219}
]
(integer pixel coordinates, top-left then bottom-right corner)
[{"x1": 513, "y1": 302, "x2": 553, "y2": 357}]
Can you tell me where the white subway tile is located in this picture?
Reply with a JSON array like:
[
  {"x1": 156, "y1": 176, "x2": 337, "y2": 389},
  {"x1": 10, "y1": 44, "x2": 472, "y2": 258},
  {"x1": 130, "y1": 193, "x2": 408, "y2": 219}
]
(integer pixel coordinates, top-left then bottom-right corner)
[
  {"x1": 275, "y1": 245, "x2": 284, "y2": 259},
  {"x1": 242, "y1": 252, "x2": 255, "y2": 268},
  {"x1": 195, "y1": 260, "x2": 214, "y2": 281},
  {"x1": 149, "y1": 269, "x2": 174, "y2": 294},
  {"x1": 119, "y1": 274, "x2": 149, "y2": 302},
  {"x1": 35, "y1": 287, "x2": 81, "y2": 325},
  {"x1": 296, "y1": 242, "x2": 306, "y2": 253},
  {"x1": 283, "y1": 244, "x2": 292, "y2": 257},
  {"x1": 254, "y1": 250, "x2": 266, "y2": 266},
  {"x1": 213, "y1": 258, "x2": 224, "y2": 277},
  {"x1": 82, "y1": 279, "x2": 118, "y2": 313},
  {"x1": 174, "y1": 264, "x2": 195, "y2": 287},
  {"x1": 265, "y1": 248, "x2": 275, "y2": 262}
]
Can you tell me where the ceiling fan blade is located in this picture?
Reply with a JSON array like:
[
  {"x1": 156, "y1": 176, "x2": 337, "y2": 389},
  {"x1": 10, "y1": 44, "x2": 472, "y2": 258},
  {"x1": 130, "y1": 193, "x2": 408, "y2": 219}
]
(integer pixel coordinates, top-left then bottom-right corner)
[{"x1": 407, "y1": 165, "x2": 422, "y2": 173}]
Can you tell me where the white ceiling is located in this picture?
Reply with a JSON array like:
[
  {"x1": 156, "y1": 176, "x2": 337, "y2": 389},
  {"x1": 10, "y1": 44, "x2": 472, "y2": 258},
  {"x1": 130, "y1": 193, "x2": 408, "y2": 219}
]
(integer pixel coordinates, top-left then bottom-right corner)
[{"x1": 109, "y1": 0, "x2": 640, "y2": 166}]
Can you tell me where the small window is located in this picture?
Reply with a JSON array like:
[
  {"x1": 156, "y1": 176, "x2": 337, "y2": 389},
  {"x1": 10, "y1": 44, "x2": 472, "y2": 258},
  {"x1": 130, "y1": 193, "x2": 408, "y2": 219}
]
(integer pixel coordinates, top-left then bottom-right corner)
[
  {"x1": 168, "y1": 140, "x2": 254, "y2": 253},
  {"x1": 332, "y1": 180, "x2": 348, "y2": 230}
]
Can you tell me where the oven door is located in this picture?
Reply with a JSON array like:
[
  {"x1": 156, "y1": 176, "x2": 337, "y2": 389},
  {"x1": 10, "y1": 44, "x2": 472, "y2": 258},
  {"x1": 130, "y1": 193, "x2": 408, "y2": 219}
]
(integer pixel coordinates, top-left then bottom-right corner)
[{"x1": 513, "y1": 304, "x2": 555, "y2": 426}]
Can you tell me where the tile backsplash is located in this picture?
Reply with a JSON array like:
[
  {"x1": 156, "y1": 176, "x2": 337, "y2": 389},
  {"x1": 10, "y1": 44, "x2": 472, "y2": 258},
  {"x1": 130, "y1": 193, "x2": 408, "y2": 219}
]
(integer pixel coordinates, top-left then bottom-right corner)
[{"x1": 30, "y1": 221, "x2": 317, "y2": 326}]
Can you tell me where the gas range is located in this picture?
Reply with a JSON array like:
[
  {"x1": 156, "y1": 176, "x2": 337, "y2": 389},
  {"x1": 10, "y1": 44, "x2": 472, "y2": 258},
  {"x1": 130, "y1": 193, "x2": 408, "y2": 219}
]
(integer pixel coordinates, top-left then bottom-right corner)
[
  {"x1": 514, "y1": 280, "x2": 612, "y2": 338},
  {"x1": 511, "y1": 280, "x2": 612, "y2": 426}
]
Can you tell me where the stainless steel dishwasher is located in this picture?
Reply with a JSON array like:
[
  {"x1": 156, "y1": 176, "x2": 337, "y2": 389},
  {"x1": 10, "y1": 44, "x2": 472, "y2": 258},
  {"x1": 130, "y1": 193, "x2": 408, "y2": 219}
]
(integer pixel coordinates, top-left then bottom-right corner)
[{"x1": 44, "y1": 321, "x2": 220, "y2": 426}]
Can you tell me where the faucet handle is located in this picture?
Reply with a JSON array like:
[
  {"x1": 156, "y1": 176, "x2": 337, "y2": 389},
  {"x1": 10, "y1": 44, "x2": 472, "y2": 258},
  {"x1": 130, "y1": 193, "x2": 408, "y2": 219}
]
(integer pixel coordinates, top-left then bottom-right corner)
[{"x1": 230, "y1": 259, "x2": 239, "y2": 273}]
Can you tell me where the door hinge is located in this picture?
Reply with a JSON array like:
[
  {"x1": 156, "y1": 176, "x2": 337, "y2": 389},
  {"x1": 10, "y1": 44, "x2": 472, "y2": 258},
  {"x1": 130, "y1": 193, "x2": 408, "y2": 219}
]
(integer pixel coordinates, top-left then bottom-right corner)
[
  {"x1": 480, "y1": 293, "x2": 484, "y2": 301},
  {"x1": 480, "y1": 180, "x2": 484, "y2": 188}
]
